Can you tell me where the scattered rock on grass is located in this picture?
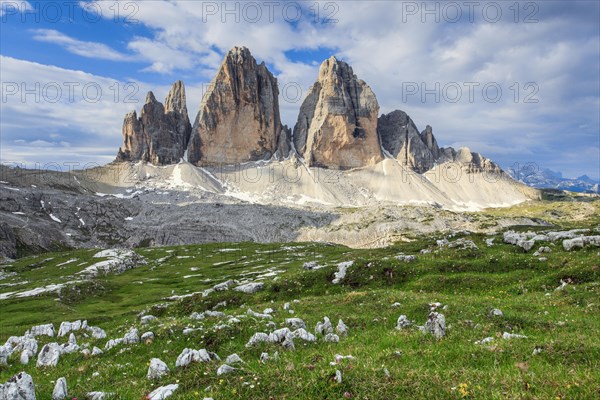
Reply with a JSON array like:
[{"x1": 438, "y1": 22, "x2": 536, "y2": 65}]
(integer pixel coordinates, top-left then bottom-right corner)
[
  {"x1": 147, "y1": 358, "x2": 169, "y2": 379},
  {"x1": 502, "y1": 332, "x2": 527, "y2": 340},
  {"x1": 315, "y1": 317, "x2": 333, "y2": 335},
  {"x1": 336, "y1": 319, "x2": 348, "y2": 336},
  {"x1": 234, "y1": 282, "x2": 264, "y2": 294},
  {"x1": 37, "y1": 343, "x2": 61, "y2": 367},
  {"x1": 332, "y1": 261, "x2": 353, "y2": 284},
  {"x1": 286, "y1": 318, "x2": 306, "y2": 330},
  {"x1": 323, "y1": 333, "x2": 340, "y2": 343},
  {"x1": 423, "y1": 312, "x2": 446, "y2": 339},
  {"x1": 225, "y1": 354, "x2": 244, "y2": 364},
  {"x1": 245, "y1": 332, "x2": 269, "y2": 348},
  {"x1": 489, "y1": 308, "x2": 503, "y2": 317},
  {"x1": 52, "y1": 377, "x2": 68, "y2": 400},
  {"x1": 216, "y1": 364, "x2": 235, "y2": 375},
  {"x1": 396, "y1": 315, "x2": 412, "y2": 330},
  {"x1": 147, "y1": 384, "x2": 179, "y2": 400},
  {"x1": 0, "y1": 372, "x2": 36, "y2": 400}
]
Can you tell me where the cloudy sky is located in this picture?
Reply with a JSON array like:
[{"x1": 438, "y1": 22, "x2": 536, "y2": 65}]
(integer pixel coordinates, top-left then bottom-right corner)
[{"x1": 1, "y1": 0, "x2": 598, "y2": 179}]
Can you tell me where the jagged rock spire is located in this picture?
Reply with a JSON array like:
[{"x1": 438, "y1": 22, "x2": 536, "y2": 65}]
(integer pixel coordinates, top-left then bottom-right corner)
[
  {"x1": 293, "y1": 56, "x2": 383, "y2": 169},
  {"x1": 187, "y1": 46, "x2": 285, "y2": 166},
  {"x1": 116, "y1": 82, "x2": 192, "y2": 165}
]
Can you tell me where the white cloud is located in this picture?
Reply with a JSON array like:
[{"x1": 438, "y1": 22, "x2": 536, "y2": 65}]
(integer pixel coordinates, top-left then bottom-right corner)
[
  {"x1": 31, "y1": 29, "x2": 133, "y2": 61},
  {"x1": 0, "y1": 0, "x2": 32, "y2": 16}
]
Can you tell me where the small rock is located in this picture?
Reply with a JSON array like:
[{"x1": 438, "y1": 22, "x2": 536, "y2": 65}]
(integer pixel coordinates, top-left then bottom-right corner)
[
  {"x1": 315, "y1": 317, "x2": 333, "y2": 335},
  {"x1": 489, "y1": 308, "x2": 503, "y2": 317},
  {"x1": 141, "y1": 332, "x2": 155, "y2": 342},
  {"x1": 475, "y1": 337, "x2": 494, "y2": 345},
  {"x1": 37, "y1": 343, "x2": 61, "y2": 367},
  {"x1": 323, "y1": 333, "x2": 340, "y2": 343},
  {"x1": 52, "y1": 377, "x2": 68, "y2": 400},
  {"x1": 20, "y1": 349, "x2": 31, "y2": 365},
  {"x1": 282, "y1": 336, "x2": 295, "y2": 350},
  {"x1": 27, "y1": 323, "x2": 55, "y2": 337},
  {"x1": 87, "y1": 392, "x2": 112, "y2": 400},
  {"x1": 424, "y1": 312, "x2": 446, "y2": 339},
  {"x1": 286, "y1": 318, "x2": 306, "y2": 330},
  {"x1": 147, "y1": 384, "x2": 179, "y2": 400},
  {"x1": 555, "y1": 280, "x2": 569, "y2": 291},
  {"x1": 0, "y1": 345, "x2": 8, "y2": 365},
  {"x1": 58, "y1": 320, "x2": 83, "y2": 337},
  {"x1": 396, "y1": 315, "x2": 412, "y2": 330},
  {"x1": 293, "y1": 328, "x2": 316, "y2": 342},
  {"x1": 395, "y1": 254, "x2": 416, "y2": 262},
  {"x1": 247, "y1": 308, "x2": 272, "y2": 319},
  {"x1": 245, "y1": 332, "x2": 269, "y2": 347},
  {"x1": 332, "y1": 261, "x2": 353, "y2": 284},
  {"x1": 269, "y1": 328, "x2": 292, "y2": 344},
  {"x1": 234, "y1": 282, "x2": 264, "y2": 294},
  {"x1": 302, "y1": 261, "x2": 320, "y2": 270},
  {"x1": 1, "y1": 372, "x2": 36, "y2": 400},
  {"x1": 147, "y1": 358, "x2": 169, "y2": 379},
  {"x1": 502, "y1": 332, "x2": 527, "y2": 340},
  {"x1": 225, "y1": 354, "x2": 243, "y2": 364},
  {"x1": 123, "y1": 328, "x2": 140, "y2": 344},
  {"x1": 391, "y1": 302, "x2": 401, "y2": 308},
  {"x1": 336, "y1": 319, "x2": 348, "y2": 336},
  {"x1": 335, "y1": 370, "x2": 342, "y2": 383},
  {"x1": 217, "y1": 364, "x2": 235, "y2": 375},
  {"x1": 92, "y1": 347, "x2": 103, "y2": 356},
  {"x1": 141, "y1": 315, "x2": 157, "y2": 325},
  {"x1": 532, "y1": 346, "x2": 543, "y2": 355},
  {"x1": 87, "y1": 326, "x2": 107, "y2": 340}
]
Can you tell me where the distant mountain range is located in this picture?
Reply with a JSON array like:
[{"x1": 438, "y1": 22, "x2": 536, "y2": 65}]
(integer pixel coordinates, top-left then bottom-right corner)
[{"x1": 508, "y1": 167, "x2": 599, "y2": 194}]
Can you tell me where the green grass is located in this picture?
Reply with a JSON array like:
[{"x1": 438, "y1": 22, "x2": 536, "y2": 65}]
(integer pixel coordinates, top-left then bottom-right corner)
[{"x1": 0, "y1": 231, "x2": 599, "y2": 399}]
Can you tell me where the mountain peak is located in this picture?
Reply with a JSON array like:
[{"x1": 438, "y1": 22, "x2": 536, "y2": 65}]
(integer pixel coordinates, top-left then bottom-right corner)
[
  {"x1": 187, "y1": 46, "x2": 284, "y2": 166},
  {"x1": 145, "y1": 91, "x2": 157, "y2": 104}
]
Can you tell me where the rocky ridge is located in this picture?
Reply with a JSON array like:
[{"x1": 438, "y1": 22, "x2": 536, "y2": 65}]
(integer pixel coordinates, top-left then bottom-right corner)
[{"x1": 114, "y1": 46, "x2": 503, "y2": 176}]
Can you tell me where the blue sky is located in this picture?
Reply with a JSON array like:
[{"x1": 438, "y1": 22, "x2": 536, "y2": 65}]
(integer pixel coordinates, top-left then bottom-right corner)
[{"x1": 1, "y1": 0, "x2": 598, "y2": 180}]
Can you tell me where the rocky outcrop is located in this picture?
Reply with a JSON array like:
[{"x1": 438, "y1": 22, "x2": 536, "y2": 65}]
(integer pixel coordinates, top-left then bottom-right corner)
[
  {"x1": 187, "y1": 46, "x2": 283, "y2": 166},
  {"x1": 116, "y1": 81, "x2": 192, "y2": 165},
  {"x1": 293, "y1": 56, "x2": 383, "y2": 169},
  {"x1": 377, "y1": 110, "x2": 436, "y2": 173},
  {"x1": 378, "y1": 110, "x2": 502, "y2": 174}
]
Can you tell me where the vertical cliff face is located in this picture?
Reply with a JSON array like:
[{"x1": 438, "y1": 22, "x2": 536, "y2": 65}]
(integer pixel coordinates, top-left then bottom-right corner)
[
  {"x1": 116, "y1": 81, "x2": 192, "y2": 165},
  {"x1": 293, "y1": 56, "x2": 383, "y2": 169},
  {"x1": 116, "y1": 110, "x2": 145, "y2": 162},
  {"x1": 377, "y1": 110, "x2": 436, "y2": 173},
  {"x1": 187, "y1": 46, "x2": 283, "y2": 166}
]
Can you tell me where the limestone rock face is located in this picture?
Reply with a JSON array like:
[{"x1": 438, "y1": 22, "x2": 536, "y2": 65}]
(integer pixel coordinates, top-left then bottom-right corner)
[
  {"x1": 377, "y1": 110, "x2": 436, "y2": 173},
  {"x1": 187, "y1": 46, "x2": 283, "y2": 166},
  {"x1": 378, "y1": 110, "x2": 501, "y2": 174},
  {"x1": 116, "y1": 81, "x2": 192, "y2": 165},
  {"x1": 420, "y1": 125, "x2": 441, "y2": 159},
  {"x1": 293, "y1": 56, "x2": 383, "y2": 169}
]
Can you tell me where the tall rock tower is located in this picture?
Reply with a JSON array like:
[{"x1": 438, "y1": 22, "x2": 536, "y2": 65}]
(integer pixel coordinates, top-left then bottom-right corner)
[
  {"x1": 293, "y1": 56, "x2": 383, "y2": 169},
  {"x1": 187, "y1": 46, "x2": 284, "y2": 166}
]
